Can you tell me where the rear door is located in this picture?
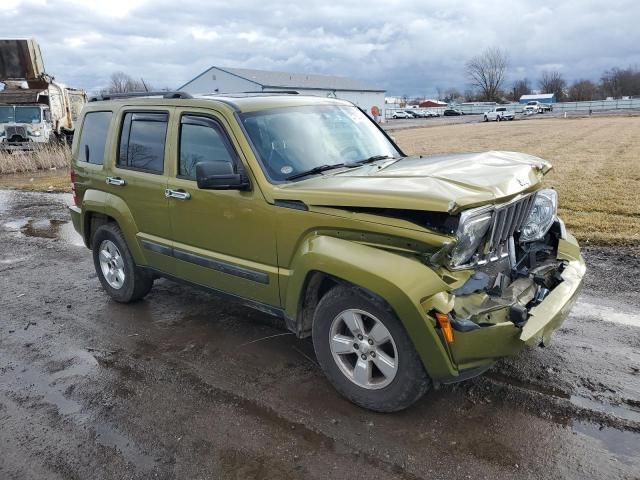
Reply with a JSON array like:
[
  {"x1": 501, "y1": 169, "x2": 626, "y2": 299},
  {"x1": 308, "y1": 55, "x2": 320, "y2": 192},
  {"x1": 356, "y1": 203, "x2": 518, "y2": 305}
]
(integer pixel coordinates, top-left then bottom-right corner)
[
  {"x1": 103, "y1": 107, "x2": 175, "y2": 274},
  {"x1": 165, "y1": 108, "x2": 279, "y2": 307}
]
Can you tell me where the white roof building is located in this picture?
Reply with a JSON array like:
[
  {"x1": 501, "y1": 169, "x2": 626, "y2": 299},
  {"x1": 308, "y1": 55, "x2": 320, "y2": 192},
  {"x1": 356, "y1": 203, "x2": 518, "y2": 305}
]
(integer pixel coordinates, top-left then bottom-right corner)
[{"x1": 178, "y1": 66, "x2": 386, "y2": 117}]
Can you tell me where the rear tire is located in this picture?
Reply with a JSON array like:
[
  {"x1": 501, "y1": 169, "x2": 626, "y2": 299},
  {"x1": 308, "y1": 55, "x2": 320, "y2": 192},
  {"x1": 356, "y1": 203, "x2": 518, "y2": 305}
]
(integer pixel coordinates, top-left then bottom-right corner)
[
  {"x1": 92, "y1": 223, "x2": 153, "y2": 303},
  {"x1": 312, "y1": 285, "x2": 431, "y2": 412}
]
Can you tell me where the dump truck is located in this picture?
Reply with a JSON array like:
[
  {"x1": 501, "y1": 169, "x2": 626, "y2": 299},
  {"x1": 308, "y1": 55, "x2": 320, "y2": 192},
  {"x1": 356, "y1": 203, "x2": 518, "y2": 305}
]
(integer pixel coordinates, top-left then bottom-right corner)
[{"x1": 0, "y1": 38, "x2": 86, "y2": 151}]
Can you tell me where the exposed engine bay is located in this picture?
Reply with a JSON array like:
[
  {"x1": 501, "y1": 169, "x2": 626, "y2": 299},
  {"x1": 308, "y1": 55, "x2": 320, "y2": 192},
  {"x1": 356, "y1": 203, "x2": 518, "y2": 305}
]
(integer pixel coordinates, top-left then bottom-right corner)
[{"x1": 449, "y1": 220, "x2": 567, "y2": 331}]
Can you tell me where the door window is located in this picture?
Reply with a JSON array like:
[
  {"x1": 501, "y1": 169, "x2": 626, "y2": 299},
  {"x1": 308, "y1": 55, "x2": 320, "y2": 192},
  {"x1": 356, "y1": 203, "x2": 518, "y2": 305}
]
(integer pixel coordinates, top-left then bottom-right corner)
[
  {"x1": 78, "y1": 111, "x2": 112, "y2": 165},
  {"x1": 118, "y1": 112, "x2": 168, "y2": 174},
  {"x1": 178, "y1": 115, "x2": 236, "y2": 179}
]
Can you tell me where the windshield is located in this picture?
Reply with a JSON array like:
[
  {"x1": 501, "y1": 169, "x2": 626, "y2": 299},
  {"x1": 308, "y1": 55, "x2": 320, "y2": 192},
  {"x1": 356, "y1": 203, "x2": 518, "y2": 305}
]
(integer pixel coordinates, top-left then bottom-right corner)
[
  {"x1": 241, "y1": 105, "x2": 400, "y2": 182},
  {"x1": 15, "y1": 106, "x2": 41, "y2": 123},
  {"x1": 0, "y1": 106, "x2": 14, "y2": 123}
]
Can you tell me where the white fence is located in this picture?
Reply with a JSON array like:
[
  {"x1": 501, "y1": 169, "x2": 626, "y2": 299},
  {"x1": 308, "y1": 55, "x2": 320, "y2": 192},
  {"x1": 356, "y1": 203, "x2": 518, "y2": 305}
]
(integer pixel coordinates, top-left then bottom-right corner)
[{"x1": 384, "y1": 98, "x2": 640, "y2": 118}]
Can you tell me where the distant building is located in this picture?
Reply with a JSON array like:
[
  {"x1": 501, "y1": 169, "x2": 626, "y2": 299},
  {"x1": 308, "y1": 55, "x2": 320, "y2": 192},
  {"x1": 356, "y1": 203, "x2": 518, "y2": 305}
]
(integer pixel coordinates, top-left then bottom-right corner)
[
  {"x1": 520, "y1": 93, "x2": 556, "y2": 104},
  {"x1": 418, "y1": 99, "x2": 448, "y2": 108},
  {"x1": 178, "y1": 66, "x2": 385, "y2": 117}
]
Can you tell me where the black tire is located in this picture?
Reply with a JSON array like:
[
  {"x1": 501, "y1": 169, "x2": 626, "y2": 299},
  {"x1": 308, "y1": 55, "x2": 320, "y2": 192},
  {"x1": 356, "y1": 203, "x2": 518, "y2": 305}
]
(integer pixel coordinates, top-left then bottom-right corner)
[
  {"x1": 484, "y1": 116, "x2": 488, "y2": 122},
  {"x1": 92, "y1": 223, "x2": 153, "y2": 303},
  {"x1": 312, "y1": 285, "x2": 431, "y2": 412}
]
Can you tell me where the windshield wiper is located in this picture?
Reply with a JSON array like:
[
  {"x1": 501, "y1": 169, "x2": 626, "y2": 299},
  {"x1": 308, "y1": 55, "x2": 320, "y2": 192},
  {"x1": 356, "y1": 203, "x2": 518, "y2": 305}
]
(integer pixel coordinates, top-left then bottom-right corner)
[
  {"x1": 286, "y1": 163, "x2": 346, "y2": 181},
  {"x1": 349, "y1": 154, "x2": 395, "y2": 165}
]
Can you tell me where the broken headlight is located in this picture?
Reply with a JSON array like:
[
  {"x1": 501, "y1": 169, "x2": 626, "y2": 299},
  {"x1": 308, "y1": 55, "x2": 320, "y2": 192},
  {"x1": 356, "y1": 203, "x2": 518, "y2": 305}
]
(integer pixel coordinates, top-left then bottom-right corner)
[
  {"x1": 450, "y1": 208, "x2": 493, "y2": 266},
  {"x1": 520, "y1": 189, "x2": 557, "y2": 243}
]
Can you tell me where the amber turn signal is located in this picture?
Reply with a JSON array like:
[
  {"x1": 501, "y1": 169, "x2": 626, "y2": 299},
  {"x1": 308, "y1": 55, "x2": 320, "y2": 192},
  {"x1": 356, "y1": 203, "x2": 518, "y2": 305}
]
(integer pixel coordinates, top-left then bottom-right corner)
[{"x1": 435, "y1": 312, "x2": 455, "y2": 344}]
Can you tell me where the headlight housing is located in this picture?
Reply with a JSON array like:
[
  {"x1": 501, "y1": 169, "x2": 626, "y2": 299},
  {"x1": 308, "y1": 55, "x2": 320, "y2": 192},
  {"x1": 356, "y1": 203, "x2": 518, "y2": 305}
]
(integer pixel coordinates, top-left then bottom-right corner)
[
  {"x1": 519, "y1": 189, "x2": 557, "y2": 243},
  {"x1": 450, "y1": 208, "x2": 493, "y2": 267}
]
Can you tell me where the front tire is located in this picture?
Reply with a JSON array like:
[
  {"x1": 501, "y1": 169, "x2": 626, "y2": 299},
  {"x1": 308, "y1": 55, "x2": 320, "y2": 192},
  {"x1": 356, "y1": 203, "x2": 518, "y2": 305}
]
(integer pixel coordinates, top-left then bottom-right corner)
[
  {"x1": 92, "y1": 223, "x2": 153, "y2": 303},
  {"x1": 312, "y1": 285, "x2": 431, "y2": 412}
]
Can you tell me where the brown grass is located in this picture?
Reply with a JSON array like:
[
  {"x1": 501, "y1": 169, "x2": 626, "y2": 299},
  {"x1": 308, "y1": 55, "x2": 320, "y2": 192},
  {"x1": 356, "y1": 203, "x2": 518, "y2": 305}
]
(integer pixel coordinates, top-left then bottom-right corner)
[
  {"x1": 394, "y1": 116, "x2": 640, "y2": 246},
  {"x1": 0, "y1": 167, "x2": 71, "y2": 192},
  {"x1": 0, "y1": 144, "x2": 71, "y2": 174}
]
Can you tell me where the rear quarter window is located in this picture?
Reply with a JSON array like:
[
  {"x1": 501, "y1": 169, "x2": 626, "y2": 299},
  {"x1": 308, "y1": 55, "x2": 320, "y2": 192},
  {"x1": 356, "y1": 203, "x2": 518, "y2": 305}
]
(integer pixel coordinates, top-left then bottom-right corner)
[{"x1": 78, "y1": 111, "x2": 112, "y2": 165}]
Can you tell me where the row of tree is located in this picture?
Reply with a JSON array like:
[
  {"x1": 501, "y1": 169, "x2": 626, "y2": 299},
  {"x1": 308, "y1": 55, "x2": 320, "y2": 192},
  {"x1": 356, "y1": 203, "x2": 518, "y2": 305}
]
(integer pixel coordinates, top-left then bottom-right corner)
[
  {"x1": 460, "y1": 47, "x2": 640, "y2": 103},
  {"x1": 98, "y1": 72, "x2": 156, "y2": 95}
]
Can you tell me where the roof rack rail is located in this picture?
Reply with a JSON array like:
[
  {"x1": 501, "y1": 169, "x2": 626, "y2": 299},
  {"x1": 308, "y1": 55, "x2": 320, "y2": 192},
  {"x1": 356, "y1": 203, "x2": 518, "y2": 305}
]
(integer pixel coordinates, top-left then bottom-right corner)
[
  {"x1": 89, "y1": 91, "x2": 193, "y2": 102},
  {"x1": 240, "y1": 90, "x2": 299, "y2": 95}
]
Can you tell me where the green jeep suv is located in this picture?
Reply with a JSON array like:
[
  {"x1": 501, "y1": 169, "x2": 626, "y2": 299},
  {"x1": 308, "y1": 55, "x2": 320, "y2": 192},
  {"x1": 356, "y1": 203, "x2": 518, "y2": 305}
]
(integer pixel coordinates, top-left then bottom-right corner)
[{"x1": 69, "y1": 92, "x2": 585, "y2": 411}]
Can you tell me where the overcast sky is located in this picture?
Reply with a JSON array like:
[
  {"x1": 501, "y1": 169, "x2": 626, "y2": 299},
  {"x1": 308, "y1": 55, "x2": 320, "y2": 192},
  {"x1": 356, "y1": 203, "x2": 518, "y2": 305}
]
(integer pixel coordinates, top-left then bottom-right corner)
[{"x1": 2, "y1": 0, "x2": 639, "y2": 96}]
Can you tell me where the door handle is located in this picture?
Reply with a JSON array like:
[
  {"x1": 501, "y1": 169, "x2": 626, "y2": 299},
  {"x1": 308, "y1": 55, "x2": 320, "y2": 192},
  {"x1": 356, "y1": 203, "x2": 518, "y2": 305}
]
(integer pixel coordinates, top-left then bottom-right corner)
[
  {"x1": 106, "y1": 176, "x2": 126, "y2": 186},
  {"x1": 165, "y1": 189, "x2": 191, "y2": 200}
]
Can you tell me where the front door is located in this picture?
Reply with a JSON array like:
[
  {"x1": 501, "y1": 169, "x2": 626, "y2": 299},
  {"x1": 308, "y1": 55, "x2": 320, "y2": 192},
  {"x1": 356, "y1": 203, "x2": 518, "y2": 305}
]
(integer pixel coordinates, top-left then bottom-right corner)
[{"x1": 166, "y1": 109, "x2": 279, "y2": 307}]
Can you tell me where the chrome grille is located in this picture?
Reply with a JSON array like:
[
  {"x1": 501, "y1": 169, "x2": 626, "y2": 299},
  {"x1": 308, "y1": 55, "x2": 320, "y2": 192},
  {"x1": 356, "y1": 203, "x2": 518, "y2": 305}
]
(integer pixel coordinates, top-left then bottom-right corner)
[
  {"x1": 6, "y1": 125, "x2": 28, "y2": 140},
  {"x1": 482, "y1": 193, "x2": 536, "y2": 263}
]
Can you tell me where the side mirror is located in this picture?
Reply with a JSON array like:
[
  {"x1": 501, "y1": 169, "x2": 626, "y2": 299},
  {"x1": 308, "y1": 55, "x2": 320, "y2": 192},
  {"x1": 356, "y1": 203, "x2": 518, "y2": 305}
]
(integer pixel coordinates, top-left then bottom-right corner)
[{"x1": 195, "y1": 161, "x2": 250, "y2": 191}]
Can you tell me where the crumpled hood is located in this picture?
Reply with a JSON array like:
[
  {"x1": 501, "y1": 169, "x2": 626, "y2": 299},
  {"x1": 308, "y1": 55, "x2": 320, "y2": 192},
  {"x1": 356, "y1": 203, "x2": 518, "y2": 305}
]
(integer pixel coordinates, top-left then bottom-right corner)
[{"x1": 271, "y1": 151, "x2": 551, "y2": 213}]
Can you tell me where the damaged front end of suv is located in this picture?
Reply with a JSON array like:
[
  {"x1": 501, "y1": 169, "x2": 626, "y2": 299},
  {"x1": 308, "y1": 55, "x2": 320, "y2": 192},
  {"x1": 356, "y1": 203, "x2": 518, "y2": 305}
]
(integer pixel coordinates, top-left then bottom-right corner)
[{"x1": 428, "y1": 188, "x2": 585, "y2": 376}]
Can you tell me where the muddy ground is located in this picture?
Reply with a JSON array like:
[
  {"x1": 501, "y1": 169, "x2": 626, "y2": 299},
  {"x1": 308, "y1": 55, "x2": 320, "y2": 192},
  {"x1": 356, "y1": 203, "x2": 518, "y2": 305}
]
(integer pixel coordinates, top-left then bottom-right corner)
[{"x1": 1, "y1": 190, "x2": 639, "y2": 480}]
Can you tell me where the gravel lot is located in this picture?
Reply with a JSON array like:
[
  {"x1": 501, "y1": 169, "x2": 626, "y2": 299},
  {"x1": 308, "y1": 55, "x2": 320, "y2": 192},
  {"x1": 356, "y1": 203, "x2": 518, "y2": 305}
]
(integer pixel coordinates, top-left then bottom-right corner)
[{"x1": 1, "y1": 190, "x2": 639, "y2": 479}]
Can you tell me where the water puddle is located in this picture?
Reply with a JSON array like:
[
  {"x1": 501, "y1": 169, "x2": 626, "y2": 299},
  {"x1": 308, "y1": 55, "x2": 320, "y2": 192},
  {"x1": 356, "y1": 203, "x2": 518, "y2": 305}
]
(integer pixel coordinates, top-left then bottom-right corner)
[
  {"x1": 570, "y1": 395, "x2": 640, "y2": 424},
  {"x1": 572, "y1": 297, "x2": 640, "y2": 328},
  {"x1": 572, "y1": 421, "x2": 640, "y2": 465},
  {"x1": 2, "y1": 351, "x2": 156, "y2": 471},
  {"x1": 93, "y1": 423, "x2": 157, "y2": 470},
  {"x1": 2, "y1": 216, "x2": 83, "y2": 246},
  {"x1": 16, "y1": 365, "x2": 85, "y2": 416},
  {"x1": 0, "y1": 190, "x2": 15, "y2": 213}
]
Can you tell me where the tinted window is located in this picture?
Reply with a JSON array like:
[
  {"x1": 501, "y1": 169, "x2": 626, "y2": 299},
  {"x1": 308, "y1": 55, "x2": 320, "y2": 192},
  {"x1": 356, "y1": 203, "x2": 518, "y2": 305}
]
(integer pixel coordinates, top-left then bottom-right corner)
[
  {"x1": 179, "y1": 116, "x2": 235, "y2": 179},
  {"x1": 79, "y1": 111, "x2": 112, "y2": 165},
  {"x1": 0, "y1": 106, "x2": 14, "y2": 123},
  {"x1": 118, "y1": 112, "x2": 168, "y2": 173}
]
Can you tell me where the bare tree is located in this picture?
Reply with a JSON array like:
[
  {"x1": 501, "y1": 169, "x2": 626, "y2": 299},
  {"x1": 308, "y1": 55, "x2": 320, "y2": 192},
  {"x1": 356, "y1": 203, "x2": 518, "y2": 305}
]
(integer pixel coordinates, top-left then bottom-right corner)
[
  {"x1": 443, "y1": 88, "x2": 461, "y2": 103},
  {"x1": 601, "y1": 67, "x2": 640, "y2": 98},
  {"x1": 465, "y1": 47, "x2": 508, "y2": 101},
  {"x1": 539, "y1": 71, "x2": 566, "y2": 101},
  {"x1": 511, "y1": 78, "x2": 531, "y2": 101},
  {"x1": 568, "y1": 79, "x2": 598, "y2": 101},
  {"x1": 101, "y1": 72, "x2": 153, "y2": 95}
]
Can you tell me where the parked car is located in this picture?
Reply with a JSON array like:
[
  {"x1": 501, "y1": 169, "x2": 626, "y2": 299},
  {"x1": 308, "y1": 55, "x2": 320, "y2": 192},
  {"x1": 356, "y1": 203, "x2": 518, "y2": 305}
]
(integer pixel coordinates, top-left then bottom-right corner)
[
  {"x1": 392, "y1": 110, "x2": 412, "y2": 119},
  {"x1": 406, "y1": 110, "x2": 425, "y2": 118},
  {"x1": 484, "y1": 107, "x2": 515, "y2": 122},
  {"x1": 443, "y1": 109, "x2": 464, "y2": 116},
  {"x1": 525, "y1": 101, "x2": 553, "y2": 114},
  {"x1": 424, "y1": 110, "x2": 440, "y2": 117},
  {"x1": 69, "y1": 92, "x2": 585, "y2": 412}
]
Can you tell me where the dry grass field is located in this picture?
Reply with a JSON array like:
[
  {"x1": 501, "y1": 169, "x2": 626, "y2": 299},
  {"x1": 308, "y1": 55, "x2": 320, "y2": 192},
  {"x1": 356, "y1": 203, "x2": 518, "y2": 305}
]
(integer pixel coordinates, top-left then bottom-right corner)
[
  {"x1": 0, "y1": 144, "x2": 70, "y2": 174},
  {"x1": 395, "y1": 116, "x2": 640, "y2": 246}
]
